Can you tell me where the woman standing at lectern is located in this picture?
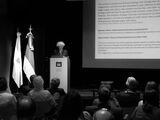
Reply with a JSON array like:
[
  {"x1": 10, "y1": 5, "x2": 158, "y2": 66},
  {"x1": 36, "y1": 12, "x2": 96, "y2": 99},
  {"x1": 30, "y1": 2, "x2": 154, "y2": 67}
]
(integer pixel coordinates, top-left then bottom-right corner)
[{"x1": 53, "y1": 41, "x2": 68, "y2": 57}]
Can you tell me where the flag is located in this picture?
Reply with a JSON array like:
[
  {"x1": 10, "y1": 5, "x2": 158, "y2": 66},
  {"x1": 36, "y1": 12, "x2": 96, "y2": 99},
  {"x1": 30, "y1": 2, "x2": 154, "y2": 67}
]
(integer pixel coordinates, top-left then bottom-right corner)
[
  {"x1": 23, "y1": 26, "x2": 35, "y2": 81},
  {"x1": 12, "y1": 32, "x2": 23, "y2": 88}
]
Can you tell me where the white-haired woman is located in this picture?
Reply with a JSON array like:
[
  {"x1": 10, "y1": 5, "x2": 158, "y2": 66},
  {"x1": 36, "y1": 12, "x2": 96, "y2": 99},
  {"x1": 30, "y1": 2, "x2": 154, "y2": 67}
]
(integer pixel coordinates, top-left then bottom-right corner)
[{"x1": 53, "y1": 41, "x2": 68, "y2": 57}]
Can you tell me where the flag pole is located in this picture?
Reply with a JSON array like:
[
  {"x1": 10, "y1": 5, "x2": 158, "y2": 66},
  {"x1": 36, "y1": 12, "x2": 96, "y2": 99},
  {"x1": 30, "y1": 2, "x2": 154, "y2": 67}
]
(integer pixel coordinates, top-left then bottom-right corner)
[
  {"x1": 17, "y1": 29, "x2": 20, "y2": 94},
  {"x1": 23, "y1": 25, "x2": 36, "y2": 82},
  {"x1": 12, "y1": 28, "x2": 23, "y2": 95},
  {"x1": 26, "y1": 25, "x2": 34, "y2": 51},
  {"x1": 26, "y1": 25, "x2": 32, "y2": 86}
]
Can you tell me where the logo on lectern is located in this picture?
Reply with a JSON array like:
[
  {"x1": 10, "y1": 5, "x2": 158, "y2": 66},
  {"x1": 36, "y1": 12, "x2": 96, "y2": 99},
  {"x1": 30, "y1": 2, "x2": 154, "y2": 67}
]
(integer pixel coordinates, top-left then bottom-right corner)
[{"x1": 56, "y1": 62, "x2": 62, "y2": 67}]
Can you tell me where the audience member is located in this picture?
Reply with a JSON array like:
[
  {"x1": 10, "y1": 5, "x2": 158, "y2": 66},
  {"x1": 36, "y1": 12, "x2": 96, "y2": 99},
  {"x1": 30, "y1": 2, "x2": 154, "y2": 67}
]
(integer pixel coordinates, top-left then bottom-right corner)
[
  {"x1": 19, "y1": 74, "x2": 37, "y2": 95},
  {"x1": 57, "y1": 89, "x2": 92, "y2": 120},
  {"x1": 28, "y1": 75, "x2": 57, "y2": 119},
  {"x1": 0, "y1": 77, "x2": 17, "y2": 120},
  {"x1": 115, "y1": 76, "x2": 140, "y2": 120},
  {"x1": 138, "y1": 81, "x2": 158, "y2": 106},
  {"x1": 93, "y1": 108, "x2": 115, "y2": 120},
  {"x1": 130, "y1": 89, "x2": 159, "y2": 120},
  {"x1": 99, "y1": 81, "x2": 112, "y2": 92},
  {"x1": 29, "y1": 74, "x2": 37, "y2": 89},
  {"x1": 17, "y1": 96, "x2": 36, "y2": 120},
  {"x1": 116, "y1": 76, "x2": 140, "y2": 107},
  {"x1": 48, "y1": 77, "x2": 66, "y2": 105},
  {"x1": 145, "y1": 81, "x2": 158, "y2": 91},
  {"x1": 92, "y1": 86, "x2": 123, "y2": 120}
]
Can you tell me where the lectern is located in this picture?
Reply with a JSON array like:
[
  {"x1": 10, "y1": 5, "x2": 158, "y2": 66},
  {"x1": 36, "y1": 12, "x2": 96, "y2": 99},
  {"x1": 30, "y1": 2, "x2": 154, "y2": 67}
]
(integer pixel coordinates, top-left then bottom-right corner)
[{"x1": 50, "y1": 57, "x2": 70, "y2": 93}]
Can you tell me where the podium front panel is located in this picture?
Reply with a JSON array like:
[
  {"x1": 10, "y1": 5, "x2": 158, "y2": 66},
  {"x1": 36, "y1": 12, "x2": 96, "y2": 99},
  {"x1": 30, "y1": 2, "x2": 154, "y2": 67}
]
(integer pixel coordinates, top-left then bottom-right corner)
[{"x1": 50, "y1": 57, "x2": 69, "y2": 93}]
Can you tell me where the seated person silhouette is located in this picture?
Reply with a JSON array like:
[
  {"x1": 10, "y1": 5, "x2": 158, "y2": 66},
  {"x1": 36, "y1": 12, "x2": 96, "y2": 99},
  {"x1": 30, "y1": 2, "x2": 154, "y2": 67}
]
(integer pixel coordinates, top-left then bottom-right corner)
[
  {"x1": 53, "y1": 41, "x2": 68, "y2": 57},
  {"x1": 0, "y1": 77, "x2": 17, "y2": 120},
  {"x1": 17, "y1": 96, "x2": 36, "y2": 120},
  {"x1": 19, "y1": 74, "x2": 37, "y2": 95},
  {"x1": 130, "y1": 89, "x2": 159, "y2": 120},
  {"x1": 138, "y1": 81, "x2": 158, "y2": 106},
  {"x1": 28, "y1": 75, "x2": 57, "y2": 119},
  {"x1": 48, "y1": 77, "x2": 66, "y2": 105},
  {"x1": 92, "y1": 86, "x2": 123, "y2": 120},
  {"x1": 57, "y1": 89, "x2": 92, "y2": 120},
  {"x1": 115, "y1": 76, "x2": 140, "y2": 120},
  {"x1": 116, "y1": 76, "x2": 140, "y2": 107}
]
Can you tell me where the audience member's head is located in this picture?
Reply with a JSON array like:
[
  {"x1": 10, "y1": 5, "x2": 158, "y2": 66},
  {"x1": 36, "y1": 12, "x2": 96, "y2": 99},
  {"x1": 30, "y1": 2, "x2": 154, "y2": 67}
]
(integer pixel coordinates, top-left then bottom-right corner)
[
  {"x1": 33, "y1": 75, "x2": 44, "y2": 91},
  {"x1": 145, "y1": 81, "x2": 158, "y2": 92},
  {"x1": 143, "y1": 89, "x2": 159, "y2": 113},
  {"x1": 29, "y1": 74, "x2": 36, "y2": 88},
  {"x1": 0, "y1": 77, "x2": 7, "y2": 91},
  {"x1": 50, "y1": 77, "x2": 60, "y2": 89},
  {"x1": 98, "y1": 86, "x2": 111, "y2": 103},
  {"x1": 97, "y1": 86, "x2": 111, "y2": 109},
  {"x1": 30, "y1": 74, "x2": 36, "y2": 82},
  {"x1": 93, "y1": 108, "x2": 114, "y2": 120},
  {"x1": 126, "y1": 76, "x2": 138, "y2": 91},
  {"x1": 100, "y1": 81, "x2": 112, "y2": 91},
  {"x1": 142, "y1": 81, "x2": 159, "y2": 107},
  {"x1": 17, "y1": 96, "x2": 36, "y2": 120}
]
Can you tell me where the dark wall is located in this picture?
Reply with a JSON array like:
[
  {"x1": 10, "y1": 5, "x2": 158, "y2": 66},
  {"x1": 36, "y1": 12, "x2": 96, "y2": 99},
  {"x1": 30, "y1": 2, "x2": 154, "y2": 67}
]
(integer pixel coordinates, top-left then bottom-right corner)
[{"x1": 0, "y1": 0, "x2": 13, "y2": 91}]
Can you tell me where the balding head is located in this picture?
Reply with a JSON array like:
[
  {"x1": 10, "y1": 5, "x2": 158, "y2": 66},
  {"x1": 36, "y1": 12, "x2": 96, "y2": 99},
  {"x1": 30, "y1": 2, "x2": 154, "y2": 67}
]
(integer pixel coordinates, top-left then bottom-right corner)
[{"x1": 93, "y1": 108, "x2": 114, "y2": 120}]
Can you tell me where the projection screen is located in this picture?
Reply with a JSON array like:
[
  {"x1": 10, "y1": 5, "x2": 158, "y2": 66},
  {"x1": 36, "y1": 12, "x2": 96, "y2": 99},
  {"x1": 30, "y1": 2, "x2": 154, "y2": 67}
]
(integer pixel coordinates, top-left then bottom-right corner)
[{"x1": 83, "y1": 0, "x2": 160, "y2": 68}]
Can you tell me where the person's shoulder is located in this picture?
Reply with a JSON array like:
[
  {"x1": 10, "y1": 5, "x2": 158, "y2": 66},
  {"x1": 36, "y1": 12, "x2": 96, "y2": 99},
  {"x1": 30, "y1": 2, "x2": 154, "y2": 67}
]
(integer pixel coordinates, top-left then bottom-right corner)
[
  {"x1": 1, "y1": 91, "x2": 14, "y2": 97},
  {"x1": 63, "y1": 49, "x2": 68, "y2": 56},
  {"x1": 153, "y1": 108, "x2": 160, "y2": 120},
  {"x1": 115, "y1": 91, "x2": 126, "y2": 97},
  {"x1": 79, "y1": 111, "x2": 92, "y2": 120},
  {"x1": 0, "y1": 92, "x2": 17, "y2": 102},
  {"x1": 42, "y1": 90, "x2": 54, "y2": 97},
  {"x1": 138, "y1": 100, "x2": 143, "y2": 106},
  {"x1": 109, "y1": 97, "x2": 121, "y2": 107},
  {"x1": 63, "y1": 49, "x2": 68, "y2": 52},
  {"x1": 57, "y1": 88, "x2": 66, "y2": 95},
  {"x1": 42, "y1": 89, "x2": 51, "y2": 94},
  {"x1": 27, "y1": 89, "x2": 36, "y2": 97}
]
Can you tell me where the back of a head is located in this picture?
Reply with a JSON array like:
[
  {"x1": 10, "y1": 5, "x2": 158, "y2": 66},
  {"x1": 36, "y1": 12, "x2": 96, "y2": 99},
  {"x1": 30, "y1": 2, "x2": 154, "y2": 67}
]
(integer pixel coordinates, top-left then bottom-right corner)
[
  {"x1": 0, "y1": 77, "x2": 7, "y2": 91},
  {"x1": 29, "y1": 74, "x2": 37, "y2": 88},
  {"x1": 33, "y1": 75, "x2": 44, "y2": 90},
  {"x1": 145, "y1": 81, "x2": 158, "y2": 91},
  {"x1": 93, "y1": 108, "x2": 114, "y2": 120},
  {"x1": 126, "y1": 76, "x2": 138, "y2": 91},
  {"x1": 50, "y1": 77, "x2": 60, "y2": 88},
  {"x1": 98, "y1": 86, "x2": 111, "y2": 102},
  {"x1": 100, "y1": 81, "x2": 112, "y2": 91},
  {"x1": 30, "y1": 74, "x2": 36, "y2": 83},
  {"x1": 17, "y1": 96, "x2": 36, "y2": 119}
]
